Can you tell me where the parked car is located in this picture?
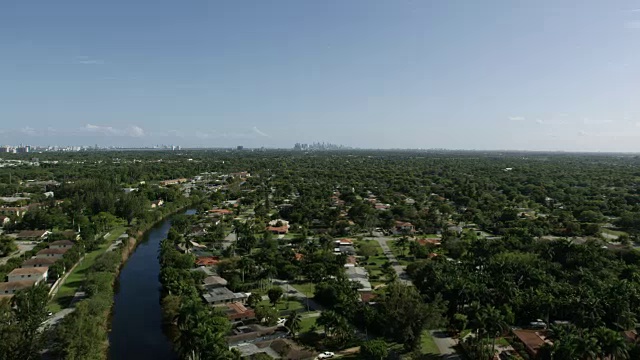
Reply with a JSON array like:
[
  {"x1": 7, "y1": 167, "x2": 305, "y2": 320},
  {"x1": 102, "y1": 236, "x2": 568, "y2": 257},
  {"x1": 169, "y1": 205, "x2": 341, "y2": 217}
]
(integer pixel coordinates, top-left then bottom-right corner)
[{"x1": 318, "y1": 352, "x2": 335, "y2": 359}]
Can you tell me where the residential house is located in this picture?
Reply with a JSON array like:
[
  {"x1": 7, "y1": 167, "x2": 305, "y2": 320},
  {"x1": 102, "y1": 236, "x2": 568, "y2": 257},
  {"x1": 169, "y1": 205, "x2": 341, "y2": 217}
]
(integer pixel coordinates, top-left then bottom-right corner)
[
  {"x1": 233, "y1": 339, "x2": 315, "y2": 360},
  {"x1": 21, "y1": 257, "x2": 57, "y2": 268},
  {"x1": 0, "y1": 215, "x2": 10, "y2": 227},
  {"x1": 374, "y1": 203, "x2": 390, "y2": 210},
  {"x1": 207, "y1": 208, "x2": 234, "y2": 217},
  {"x1": 512, "y1": 329, "x2": 551, "y2": 358},
  {"x1": 266, "y1": 225, "x2": 288, "y2": 235},
  {"x1": 0, "y1": 280, "x2": 38, "y2": 297},
  {"x1": 0, "y1": 206, "x2": 28, "y2": 217},
  {"x1": 160, "y1": 178, "x2": 188, "y2": 186},
  {"x1": 7, "y1": 267, "x2": 48, "y2": 283},
  {"x1": 393, "y1": 221, "x2": 415, "y2": 235},
  {"x1": 202, "y1": 287, "x2": 248, "y2": 305},
  {"x1": 49, "y1": 240, "x2": 74, "y2": 249},
  {"x1": 230, "y1": 171, "x2": 251, "y2": 178},
  {"x1": 221, "y1": 302, "x2": 256, "y2": 321},
  {"x1": 202, "y1": 275, "x2": 228, "y2": 289},
  {"x1": 36, "y1": 248, "x2": 69, "y2": 259},
  {"x1": 345, "y1": 266, "x2": 372, "y2": 291},
  {"x1": 195, "y1": 256, "x2": 220, "y2": 267},
  {"x1": 150, "y1": 199, "x2": 164, "y2": 208},
  {"x1": 334, "y1": 238, "x2": 356, "y2": 255},
  {"x1": 416, "y1": 238, "x2": 441, "y2": 246},
  {"x1": 16, "y1": 230, "x2": 51, "y2": 241},
  {"x1": 344, "y1": 255, "x2": 357, "y2": 268}
]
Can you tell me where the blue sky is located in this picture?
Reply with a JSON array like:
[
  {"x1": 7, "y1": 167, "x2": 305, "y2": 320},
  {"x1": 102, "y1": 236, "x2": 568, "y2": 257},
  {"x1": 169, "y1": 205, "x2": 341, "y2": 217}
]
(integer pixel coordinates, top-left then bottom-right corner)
[{"x1": 1, "y1": 0, "x2": 640, "y2": 151}]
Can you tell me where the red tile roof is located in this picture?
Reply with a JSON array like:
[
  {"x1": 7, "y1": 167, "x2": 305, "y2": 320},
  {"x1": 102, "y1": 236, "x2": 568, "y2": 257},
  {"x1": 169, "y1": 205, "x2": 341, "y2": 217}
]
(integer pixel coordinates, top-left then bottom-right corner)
[
  {"x1": 360, "y1": 292, "x2": 377, "y2": 303},
  {"x1": 195, "y1": 256, "x2": 220, "y2": 266},
  {"x1": 224, "y1": 302, "x2": 256, "y2": 321},
  {"x1": 208, "y1": 209, "x2": 234, "y2": 215},
  {"x1": 513, "y1": 330, "x2": 549, "y2": 356},
  {"x1": 417, "y1": 238, "x2": 441, "y2": 246},
  {"x1": 266, "y1": 225, "x2": 288, "y2": 234}
]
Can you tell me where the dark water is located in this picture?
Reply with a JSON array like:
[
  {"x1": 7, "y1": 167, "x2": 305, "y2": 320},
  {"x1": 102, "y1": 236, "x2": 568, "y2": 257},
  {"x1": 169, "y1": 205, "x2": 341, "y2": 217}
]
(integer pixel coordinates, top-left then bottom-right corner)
[{"x1": 109, "y1": 212, "x2": 193, "y2": 360}]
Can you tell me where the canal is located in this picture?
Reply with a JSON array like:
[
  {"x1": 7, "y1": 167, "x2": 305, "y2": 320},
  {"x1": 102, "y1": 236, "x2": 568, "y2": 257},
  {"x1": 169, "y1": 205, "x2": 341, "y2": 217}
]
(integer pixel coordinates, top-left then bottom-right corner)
[{"x1": 109, "y1": 210, "x2": 195, "y2": 359}]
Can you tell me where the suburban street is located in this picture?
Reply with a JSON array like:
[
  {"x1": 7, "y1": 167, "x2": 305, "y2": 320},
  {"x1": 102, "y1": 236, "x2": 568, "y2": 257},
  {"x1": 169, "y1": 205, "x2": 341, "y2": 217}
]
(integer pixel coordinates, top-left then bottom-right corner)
[
  {"x1": 0, "y1": 241, "x2": 35, "y2": 265},
  {"x1": 370, "y1": 232, "x2": 412, "y2": 285}
]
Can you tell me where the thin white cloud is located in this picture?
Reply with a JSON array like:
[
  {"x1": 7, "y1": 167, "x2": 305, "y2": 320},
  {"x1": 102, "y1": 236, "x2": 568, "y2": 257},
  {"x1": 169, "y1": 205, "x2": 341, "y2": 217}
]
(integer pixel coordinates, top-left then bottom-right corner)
[
  {"x1": 631, "y1": 8, "x2": 640, "y2": 12},
  {"x1": 21, "y1": 127, "x2": 38, "y2": 136},
  {"x1": 128, "y1": 126, "x2": 145, "y2": 137},
  {"x1": 74, "y1": 56, "x2": 105, "y2": 65},
  {"x1": 508, "y1": 116, "x2": 525, "y2": 121},
  {"x1": 252, "y1": 126, "x2": 270, "y2": 137},
  {"x1": 578, "y1": 130, "x2": 588, "y2": 137},
  {"x1": 535, "y1": 119, "x2": 544, "y2": 125},
  {"x1": 83, "y1": 124, "x2": 145, "y2": 137}
]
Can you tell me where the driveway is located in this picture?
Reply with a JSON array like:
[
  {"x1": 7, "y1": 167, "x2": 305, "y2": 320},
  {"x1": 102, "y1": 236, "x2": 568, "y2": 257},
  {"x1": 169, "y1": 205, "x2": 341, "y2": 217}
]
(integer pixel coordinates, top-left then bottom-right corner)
[{"x1": 430, "y1": 330, "x2": 462, "y2": 359}]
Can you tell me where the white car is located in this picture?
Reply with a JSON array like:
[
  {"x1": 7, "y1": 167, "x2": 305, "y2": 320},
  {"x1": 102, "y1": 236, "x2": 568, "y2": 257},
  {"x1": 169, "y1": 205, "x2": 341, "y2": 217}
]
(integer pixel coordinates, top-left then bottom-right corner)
[{"x1": 318, "y1": 352, "x2": 335, "y2": 359}]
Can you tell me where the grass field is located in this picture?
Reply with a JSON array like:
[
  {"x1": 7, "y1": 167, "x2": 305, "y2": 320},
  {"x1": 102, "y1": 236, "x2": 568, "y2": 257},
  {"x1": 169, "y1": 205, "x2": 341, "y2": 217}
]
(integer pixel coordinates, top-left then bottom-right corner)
[
  {"x1": 292, "y1": 282, "x2": 315, "y2": 297},
  {"x1": 421, "y1": 330, "x2": 440, "y2": 355},
  {"x1": 48, "y1": 226, "x2": 127, "y2": 312},
  {"x1": 258, "y1": 298, "x2": 305, "y2": 313},
  {"x1": 300, "y1": 314, "x2": 319, "y2": 332}
]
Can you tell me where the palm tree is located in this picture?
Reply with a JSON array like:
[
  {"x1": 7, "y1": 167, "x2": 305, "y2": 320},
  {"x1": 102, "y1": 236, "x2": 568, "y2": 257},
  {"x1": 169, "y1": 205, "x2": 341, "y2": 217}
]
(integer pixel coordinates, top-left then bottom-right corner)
[
  {"x1": 594, "y1": 327, "x2": 629, "y2": 360},
  {"x1": 317, "y1": 310, "x2": 340, "y2": 337},
  {"x1": 238, "y1": 257, "x2": 254, "y2": 283},
  {"x1": 285, "y1": 310, "x2": 302, "y2": 338},
  {"x1": 397, "y1": 236, "x2": 409, "y2": 257}
]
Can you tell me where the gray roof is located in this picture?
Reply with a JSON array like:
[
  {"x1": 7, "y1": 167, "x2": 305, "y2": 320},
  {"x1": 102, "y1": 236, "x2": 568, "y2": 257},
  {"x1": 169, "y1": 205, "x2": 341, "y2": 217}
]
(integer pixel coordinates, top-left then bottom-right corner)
[
  {"x1": 202, "y1": 287, "x2": 247, "y2": 304},
  {"x1": 345, "y1": 266, "x2": 368, "y2": 279},
  {"x1": 203, "y1": 275, "x2": 228, "y2": 287},
  {"x1": 231, "y1": 343, "x2": 280, "y2": 359}
]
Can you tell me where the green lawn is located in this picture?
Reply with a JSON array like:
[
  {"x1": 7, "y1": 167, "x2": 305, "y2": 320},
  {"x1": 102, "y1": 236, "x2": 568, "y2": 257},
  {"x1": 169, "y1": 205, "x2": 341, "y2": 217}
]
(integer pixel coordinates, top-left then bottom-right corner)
[
  {"x1": 300, "y1": 315, "x2": 318, "y2": 332},
  {"x1": 48, "y1": 226, "x2": 127, "y2": 312},
  {"x1": 258, "y1": 298, "x2": 305, "y2": 313},
  {"x1": 355, "y1": 239, "x2": 383, "y2": 256},
  {"x1": 292, "y1": 282, "x2": 315, "y2": 297},
  {"x1": 601, "y1": 228, "x2": 628, "y2": 237},
  {"x1": 421, "y1": 330, "x2": 440, "y2": 355}
]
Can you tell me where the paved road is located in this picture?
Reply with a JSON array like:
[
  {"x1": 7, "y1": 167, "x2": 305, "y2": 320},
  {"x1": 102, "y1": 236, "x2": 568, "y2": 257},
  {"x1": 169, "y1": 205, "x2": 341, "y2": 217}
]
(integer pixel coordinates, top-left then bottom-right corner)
[
  {"x1": 0, "y1": 242, "x2": 36, "y2": 265},
  {"x1": 40, "y1": 291, "x2": 87, "y2": 330},
  {"x1": 430, "y1": 330, "x2": 462, "y2": 360},
  {"x1": 222, "y1": 231, "x2": 236, "y2": 249},
  {"x1": 41, "y1": 308, "x2": 75, "y2": 329},
  {"x1": 370, "y1": 233, "x2": 412, "y2": 285}
]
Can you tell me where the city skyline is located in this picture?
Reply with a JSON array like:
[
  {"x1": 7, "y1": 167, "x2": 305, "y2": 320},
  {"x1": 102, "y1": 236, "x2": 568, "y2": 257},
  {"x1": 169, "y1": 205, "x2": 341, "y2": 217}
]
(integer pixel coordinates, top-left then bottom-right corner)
[{"x1": 2, "y1": 1, "x2": 640, "y2": 151}]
